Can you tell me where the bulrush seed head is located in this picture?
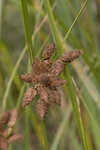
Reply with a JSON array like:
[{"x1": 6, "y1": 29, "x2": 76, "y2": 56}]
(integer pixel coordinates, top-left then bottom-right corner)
[
  {"x1": 0, "y1": 109, "x2": 23, "y2": 150},
  {"x1": 20, "y1": 43, "x2": 83, "y2": 119}
]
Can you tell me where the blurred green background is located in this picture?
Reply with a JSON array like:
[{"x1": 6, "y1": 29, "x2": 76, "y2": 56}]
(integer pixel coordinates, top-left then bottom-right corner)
[{"x1": 0, "y1": 0, "x2": 100, "y2": 150}]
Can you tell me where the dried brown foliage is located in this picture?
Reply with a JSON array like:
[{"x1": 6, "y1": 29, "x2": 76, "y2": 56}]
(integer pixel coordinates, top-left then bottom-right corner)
[
  {"x1": 0, "y1": 109, "x2": 23, "y2": 150},
  {"x1": 20, "y1": 43, "x2": 83, "y2": 119}
]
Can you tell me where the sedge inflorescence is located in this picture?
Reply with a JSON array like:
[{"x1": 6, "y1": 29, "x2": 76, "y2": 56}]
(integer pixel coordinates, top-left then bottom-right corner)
[
  {"x1": 0, "y1": 109, "x2": 23, "y2": 150},
  {"x1": 20, "y1": 43, "x2": 83, "y2": 120}
]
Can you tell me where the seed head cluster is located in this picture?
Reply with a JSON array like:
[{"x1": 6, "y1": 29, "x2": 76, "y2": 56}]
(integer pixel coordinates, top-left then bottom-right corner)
[
  {"x1": 0, "y1": 109, "x2": 23, "y2": 150},
  {"x1": 20, "y1": 43, "x2": 83, "y2": 120}
]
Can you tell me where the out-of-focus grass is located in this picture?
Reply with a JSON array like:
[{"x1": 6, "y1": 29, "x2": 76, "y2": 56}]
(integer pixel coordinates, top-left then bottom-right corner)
[{"x1": 1, "y1": 0, "x2": 100, "y2": 149}]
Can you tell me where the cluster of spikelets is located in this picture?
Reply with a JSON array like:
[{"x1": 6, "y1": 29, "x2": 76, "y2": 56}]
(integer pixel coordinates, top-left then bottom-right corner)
[
  {"x1": 0, "y1": 109, "x2": 23, "y2": 150},
  {"x1": 20, "y1": 43, "x2": 83, "y2": 120}
]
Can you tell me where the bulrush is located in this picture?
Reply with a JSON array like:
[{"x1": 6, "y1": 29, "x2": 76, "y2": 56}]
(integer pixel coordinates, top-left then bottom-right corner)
[
  {"x1": 0, "y1": 109, "x2": 23, "y2": 150},
  {"x1": 20, "y1": 43, "x2": 83, "y2": 119}
]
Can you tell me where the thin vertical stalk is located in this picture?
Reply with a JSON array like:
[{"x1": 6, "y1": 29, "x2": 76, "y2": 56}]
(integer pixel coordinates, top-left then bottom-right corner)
[
  {"x1": 25, "y1": 107, "x2": 30, "y2": 150},
  {"x1": 64, "y1": 67, "x2": 88, "y2": 150},
  {"x1": 64, "y1": 0, "x2": 88, "y2": 41},
  {"x1": 51, "y1": 106, "x2": 72, "y2": 150},
  {"x1": 30, "y1": 111, "x2": 49, "y2": 150},
  {"x1": 21, "y1": 0, "x2": 33, "y2": 63},
  {"x1": 0, "y1": 0, "x2": 3, "y2": 39},
  {"x1": 44, "y1": 0, "x2": 63, "y2": 57},
  {"x1": 2, "y1": 47, "x2": 26, "y2": 112}
]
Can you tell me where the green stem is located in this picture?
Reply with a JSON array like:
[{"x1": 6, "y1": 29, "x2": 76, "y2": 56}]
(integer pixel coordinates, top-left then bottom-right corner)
[
  {"x1": 64, "y1": 0, "x2": 88, "y2": 41},
  {"x1": 44, "y1": 0, "x2": 63, "y2": 56},
  {"x1": 2, "y1": 47, "x2": 26, "y2": 112},
  {"x1": 30, "y1": 110, "x2": 50, "y2": 150},
  {"x1": 21, "y1": 0, "x2": 33, "y2": 63},
  {"x1": 51, "y1": 106, "x2": 72, "y2": 150},
  {"x1": 64, "y1": 67, "x2": 88, "y2": 150},
  {"x1": 25, "y1": 107, "x2": 30, "y2": 150}
]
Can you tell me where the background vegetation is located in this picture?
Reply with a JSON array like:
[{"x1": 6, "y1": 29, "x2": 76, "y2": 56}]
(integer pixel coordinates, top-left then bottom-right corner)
[{"x1": 0, "y1": 0, "x2": 100, "y2": 149}]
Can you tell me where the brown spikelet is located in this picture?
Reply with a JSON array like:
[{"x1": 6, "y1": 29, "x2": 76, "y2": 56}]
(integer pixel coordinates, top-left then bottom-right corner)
[
  {"x1": 36, "y1": 74, "x2": 50, "y2": 85},
  {"x1": 2, "y1": 128, "x2": 9, "y2": 138},
  {"x1": 0, "y1": 135, "x2": 8, "y2": 150},
  {"x1": 60, "y1": 50, "x2": 83, "y2": 63},
  {"x1": 47, "y1": 89, "x2": 61, "y2": 105},
  {"x1": 0, "y1": 112, "x2": 10, "y2": 129},
  {"x1": 51, "y1": 59, "x2": 64, "y2": 76},
  {"x1": 32, "y1": 58, "x2": 49, "y2": 75},
  {"x1": 7, "y1": 134, "x2": 24, "y2": 143},
  {"x1": 43, "y1": 59, "x2": 52, "y2": 72},
  {"x1": 50, "y1": 78, "x2": 66, "y2": 87},
  {"x1": 52, "y1": 90, "x2": 61, "y2": 105},
  {"x1": 38, "y1": 87, "x2": 49, "y2": 104},
  {"x1": 36, "y1": 99, "x2": 48, "y2": 120},
  {"x1": 8, "y1": 109, "x2": 18, "y2": 128},
  {"x1": 22, "y1": 87, "x2": 37, "y2": 108},
  {"x1": 42, "y1": 43, "x2": 56, "y2": 60},
  {"x1": 32, "y1": 58, "x2": 41, "y2": 75},
  {"x1": 20, "y1": 73, "x2": 32, "y2": 83},
  {"x1": 36, "y1": 73, "x2": 50, "y2": 87}
]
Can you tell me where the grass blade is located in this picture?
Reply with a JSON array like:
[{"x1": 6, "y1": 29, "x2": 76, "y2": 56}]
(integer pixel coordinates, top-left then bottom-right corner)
[
  {"x1": 2, "y1": 47, "x2": 26, "y2": 112},
  {"x1": 21, "y1": 0, "x2": 33, "y2": 63}
]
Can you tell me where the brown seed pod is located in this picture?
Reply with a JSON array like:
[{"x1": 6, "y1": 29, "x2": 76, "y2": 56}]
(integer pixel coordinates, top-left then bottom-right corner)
[
  {"x1": 22, "y1": 87, "x2": 37, "y2": 108},
  {"x1": 47, "y1": 89, "x2": 61, "y2": 105},
  {"x1": 7, "y1": 134, "x2": 24, "y2": 143},
  {"x1": 60, "y1": 50, "x2": 83, "y2": 63},
  {"x1": 32, "y1": 58, "x2": 41, "y2": 75},
  {"x1": 36, "y1": 99, "x2": 48, "y2": 120},
  {"x1": 2, "y1": 128, "x2": 9, "y2": 138},
  {"x1": 43, "y1": 59, "x2": 52, "y2": 72},
  {"x1": 8, "y1": 109, "x2": 18, "y2": 128},
  {"x1": 50, "y1": 78, "x2": 66, "y2": 88},
  {"x1": 51, "y1": 59, "x2": 64, "y2": 76},
  {"x1": 0, "y1": 112, "x2": 10, "y2": 130},
  {"x1": 32, "y1": 58, "x2": 49, "y2": 75},
  {"x1": 20, "y1": 73, "x2": 32, "y2": 83},
  {"x1": 0, "y1": 135, "x2": 8, "y2": 150},
  {"x1": 42, "y1": 43, "x2": 56, "y2": 60},
  {"x1": 36, "y1": 73, "x2": 50, "y2": 87},
  {"x1": 52, "y1": 90, "x2": 61, "y2": 105},
  {"x1": 38, "y1": 87, "x2": 49, "y2": 104}
]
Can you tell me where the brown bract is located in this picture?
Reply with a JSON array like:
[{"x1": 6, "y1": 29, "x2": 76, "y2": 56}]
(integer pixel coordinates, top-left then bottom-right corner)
[
  {"x1": 0, "y1": 109, "x2": 23, "y2": 150},
  {"x1": 20, "y1": 43, "x2": 83, "y2": 119}
]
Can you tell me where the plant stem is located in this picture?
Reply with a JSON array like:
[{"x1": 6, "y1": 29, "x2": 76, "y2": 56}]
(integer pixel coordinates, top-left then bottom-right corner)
[
  {"x1": 2, "y1": 47, "x2": 26, "y2": 112},
  {"x1": 30, "y1": 110, "x2": 50, "y2": 150},
  {"x1": 64, "y1": 67, "x2": 88, "y2": 150},
  {"x1": 64, "y1": 0, "x2": 88, "y2": 41},
  {"x1": 21, "y1": 0, "x2": 33, "y2": 63}
]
